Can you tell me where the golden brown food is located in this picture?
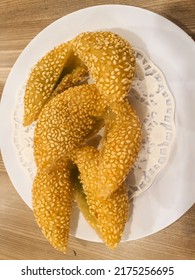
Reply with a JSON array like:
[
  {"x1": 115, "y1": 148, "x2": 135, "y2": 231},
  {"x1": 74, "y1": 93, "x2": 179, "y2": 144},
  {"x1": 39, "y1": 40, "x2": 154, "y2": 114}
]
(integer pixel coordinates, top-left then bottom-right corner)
[
  {"x1": 32, "y1": 160, "x2": 73, "y2": 253},
  {"x1": 34, "y1": 84, "x2": 106, "y2": 171},
  {"x1": 23, "y1": 31, "x2": 135, "y2": 126},
  {"x1": 73, "y1": 168, "x2": 129, "y2": 249},
  {"x1": 23, "y1": 42, "x2": 88, "y2": 126},
  {"x1": 29, "y1": 30, "x2": 142, "y2": 252},
  {"x1": 51, "y1": 61, "x2": 88, "y2": 97},
  {"x1": 72, "y1": 31, "x2": 136, "y2": 103},
  {"x1": 72, "y1": 101, "x2": 142, "y2": 199}
]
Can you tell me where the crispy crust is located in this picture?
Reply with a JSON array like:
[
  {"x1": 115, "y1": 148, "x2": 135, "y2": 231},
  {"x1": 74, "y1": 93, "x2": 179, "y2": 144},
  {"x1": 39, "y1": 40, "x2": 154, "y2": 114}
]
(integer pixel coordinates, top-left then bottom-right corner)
[
  {"x1": 73, "y1": 173, "x2": 129, "y2": 249},
  {"x1": 72, "y1": 31, "x2": 136, "y2": 103},
  {"x1": 72, "y1": 101, "x2": 142, "y2": 199},
  {"x1": 32, "y1": 160, "x2": 73, "y2": 253},
  {"x1": 34, "y1": 84, "x2": 106, "y2": 171},
  {"x1": 28, "y1": 31, "x2": 142, "y2": 252},
  {"x1": 23, "y1": 42, "x2": 88, "y2": 126}
]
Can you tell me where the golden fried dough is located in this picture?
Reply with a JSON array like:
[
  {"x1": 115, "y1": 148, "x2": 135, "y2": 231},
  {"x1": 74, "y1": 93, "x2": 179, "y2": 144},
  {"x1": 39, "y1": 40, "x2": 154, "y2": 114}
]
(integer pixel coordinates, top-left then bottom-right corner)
[
  {"x1": 51, "y1": 63, "x2": 88, "y2": 97},
  {"x1": 34, "y1": 84, "x2": 106, "y2": 171},
  {"x1": 29, "y1": 30, "x2": 142, "y2": 252},
  {"x1": 23, "y1": 42, "x2": 88, "y2": 126},
  {"x1": 73, "y1": 171, "x2": 129, "y2": 249},
  {"x1": 73, "y1": 101, "x2": 142, "y2": 199},
  {"x1": 32, "y1": 160, "x2": 73, "y2": 253},
  {"x1": 72, "y1": 31, "x2": 136, "y2": 103}
]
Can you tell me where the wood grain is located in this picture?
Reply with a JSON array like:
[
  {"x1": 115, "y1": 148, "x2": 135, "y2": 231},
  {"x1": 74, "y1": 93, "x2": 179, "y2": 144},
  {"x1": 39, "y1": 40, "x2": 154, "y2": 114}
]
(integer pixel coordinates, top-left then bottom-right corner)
[{"x1": 0, "y1": 0, "x2": 195, "y2": 260}]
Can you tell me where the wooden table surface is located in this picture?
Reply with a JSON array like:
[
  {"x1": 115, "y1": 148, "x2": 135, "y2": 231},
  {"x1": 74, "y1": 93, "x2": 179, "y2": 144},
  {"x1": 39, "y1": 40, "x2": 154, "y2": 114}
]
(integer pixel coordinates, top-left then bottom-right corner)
[{"x1": 0, "y1": 0, "x2": 195, "y2": 260}]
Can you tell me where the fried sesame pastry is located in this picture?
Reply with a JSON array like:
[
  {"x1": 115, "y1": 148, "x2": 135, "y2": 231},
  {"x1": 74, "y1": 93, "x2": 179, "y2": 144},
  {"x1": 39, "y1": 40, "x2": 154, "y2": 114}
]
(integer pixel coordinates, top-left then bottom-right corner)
[
  {"x1": 51, "y1": 63, "x2": 88, "y2": 97},
  {"x1": 72, "y1": 165, "x2": 129, "y2": 249},
  {"x1": 72, "y1": 101, "x2": 142, "y2": 199},
  {"x1": 23, "y1": 42, "x2": 88, "y2": 126},
  {"x1": 34, "y1": 84, "x2": 106, "y2": 171},
  {"x1": 72, "y1": 31, "x2": 136, "y2": 103},
  {"x1": 32, "y1": 160, "x2": 73, "y2": 253},
  {"x1": 73, "y1": 177, "x2": 97, "y2": 231}
]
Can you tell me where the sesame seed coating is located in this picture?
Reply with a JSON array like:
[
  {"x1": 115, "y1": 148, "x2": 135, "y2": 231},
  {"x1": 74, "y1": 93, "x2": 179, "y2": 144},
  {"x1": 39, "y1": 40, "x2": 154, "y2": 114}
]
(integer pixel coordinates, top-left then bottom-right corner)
[
  {"x1": 73, "y1": 101, "x2": 142, "y2": 199},
  {"x1": 51, "y1": 64, "x2": 88, "y2": 97},
  {"x1": 32, "y1": 160, "x2": 73, "y2": 253},
  {"x1": 23, "y1": 41, "x2": 72, "y2": 126},
  {"x1": 28, "y1": 30, "x2": 142, "y2": 252},
  {"x1": 72, "y1": 31, "x2": 136, "y2": 103},
  {"x1": 74, "y1": 178, "x2": 129, "y2": 249},
  {"x1": 23, "y1": 42, "x2": 88, "y2": 126},
  {"x1": 34, "y1": 84, "x2": 106, "y2": 171}
]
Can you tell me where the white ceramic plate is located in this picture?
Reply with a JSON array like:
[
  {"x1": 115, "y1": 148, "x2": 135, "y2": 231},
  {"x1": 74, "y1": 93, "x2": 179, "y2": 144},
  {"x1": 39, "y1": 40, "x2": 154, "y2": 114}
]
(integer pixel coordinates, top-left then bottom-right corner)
[{"x1": 0, "y1": 5, "x2": 195, "y2": 242}]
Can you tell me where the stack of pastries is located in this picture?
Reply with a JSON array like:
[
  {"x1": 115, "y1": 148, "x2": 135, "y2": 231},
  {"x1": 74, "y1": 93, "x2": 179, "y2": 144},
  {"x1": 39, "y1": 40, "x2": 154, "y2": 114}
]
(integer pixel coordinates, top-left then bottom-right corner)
[{"x1": 23, "y1": 31, "x2": 142, "y2": 253}]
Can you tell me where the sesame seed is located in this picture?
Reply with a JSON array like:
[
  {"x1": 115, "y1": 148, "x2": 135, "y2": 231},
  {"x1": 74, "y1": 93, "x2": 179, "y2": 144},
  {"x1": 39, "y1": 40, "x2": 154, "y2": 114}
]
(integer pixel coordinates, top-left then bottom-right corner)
[{"x1": 72, "y1": 31, "x2": 136, "y2": 105}]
